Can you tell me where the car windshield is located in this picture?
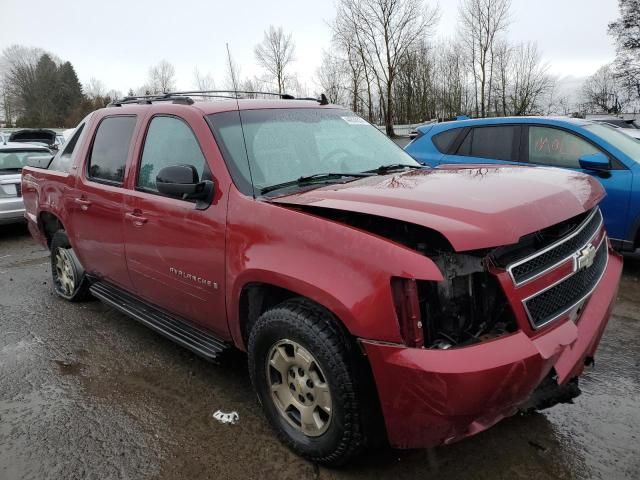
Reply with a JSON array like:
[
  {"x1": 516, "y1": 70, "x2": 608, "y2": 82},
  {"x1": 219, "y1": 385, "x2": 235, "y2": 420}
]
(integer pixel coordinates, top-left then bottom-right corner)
[
  {"x1": 207, "y1": 108, "x2": 419, "y2": 193},
  {"x1": 0, "y1": 149, "x2": 48, "y2": 171},
  {"x1": 585, "y1": 123, "x2": 640, "y2": 161}
]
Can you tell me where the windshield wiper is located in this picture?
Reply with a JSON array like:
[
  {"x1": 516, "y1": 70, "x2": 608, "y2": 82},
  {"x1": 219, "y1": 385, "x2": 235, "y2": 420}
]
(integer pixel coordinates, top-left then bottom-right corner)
[
  {"x1": 260, "y1": 172, "x2": 373, "y2": 195},
  {"x1": 366, "y1": 163, "x2": 423, "y2": 175}
]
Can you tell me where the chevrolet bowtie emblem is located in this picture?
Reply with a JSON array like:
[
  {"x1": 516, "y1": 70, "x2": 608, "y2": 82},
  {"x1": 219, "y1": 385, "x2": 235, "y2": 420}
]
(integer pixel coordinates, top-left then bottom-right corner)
[{"x1": 576, "y1": 244, "x2": 596, "y2": 271}]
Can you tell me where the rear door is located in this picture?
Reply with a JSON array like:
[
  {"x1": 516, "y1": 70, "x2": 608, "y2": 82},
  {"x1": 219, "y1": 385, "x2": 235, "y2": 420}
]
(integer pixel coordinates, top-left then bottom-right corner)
[
  {"x1": 523, "y1": 125, "x2": 632, "y2": 241},
  {"x1": 442, "y1": 124, "x2": 522, "y2": 166},
  {"x1": 122, "y1": 112, "x2": 228, "y2": 337},
  {"x1": 68, "y1": 114, "x2": 139, "y2": 290}
]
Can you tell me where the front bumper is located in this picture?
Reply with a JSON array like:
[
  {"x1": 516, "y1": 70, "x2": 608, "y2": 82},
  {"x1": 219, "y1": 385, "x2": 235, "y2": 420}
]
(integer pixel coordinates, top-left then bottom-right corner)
[
  {"x1": 0, "y1": 197, "x2": 26, "y2": 225},
  {"x1": 362, "y1": 250, "x2": 622, "y2": 449}
]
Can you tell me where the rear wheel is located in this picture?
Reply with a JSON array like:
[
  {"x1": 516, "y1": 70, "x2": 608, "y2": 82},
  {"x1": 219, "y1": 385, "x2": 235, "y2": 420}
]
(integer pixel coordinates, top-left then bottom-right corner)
[
  {"x1": 248, "y1": 298, "x2": 366, "y2": 466},
  {"x1": 50, "y1": 230, "x2": 91, "y2": 302}
]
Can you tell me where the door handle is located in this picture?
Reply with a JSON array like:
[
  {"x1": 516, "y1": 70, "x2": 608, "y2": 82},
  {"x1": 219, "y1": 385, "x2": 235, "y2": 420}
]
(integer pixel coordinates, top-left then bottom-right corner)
[
  {"x1": 74, "y1": 198, "x2": 92, "y2": 211},
  {"x1": 125, "y1": 211, "x2": 148, "y2": 226}
]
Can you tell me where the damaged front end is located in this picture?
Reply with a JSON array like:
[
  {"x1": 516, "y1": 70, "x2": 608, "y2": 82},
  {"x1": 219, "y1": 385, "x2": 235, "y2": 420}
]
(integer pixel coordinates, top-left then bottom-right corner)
[
  {"x1": 421, "y1": 253, "x2": 518, "y2": 349},
  {"x1": 392, "y1": 251, "x2": 519, "y2": 350},
  {"x1": 289, "y1": 205, "x2": 521, "y2": 350}
]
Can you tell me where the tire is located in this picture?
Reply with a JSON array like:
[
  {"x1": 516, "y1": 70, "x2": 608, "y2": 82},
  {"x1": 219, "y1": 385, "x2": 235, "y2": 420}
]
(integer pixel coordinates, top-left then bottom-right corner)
[
  {"x1": 50, "y1": 230, "x2": 91, "y2": 302},
  {"x1": 248, "y1": 298, "x2": 366, "y2": 466}
]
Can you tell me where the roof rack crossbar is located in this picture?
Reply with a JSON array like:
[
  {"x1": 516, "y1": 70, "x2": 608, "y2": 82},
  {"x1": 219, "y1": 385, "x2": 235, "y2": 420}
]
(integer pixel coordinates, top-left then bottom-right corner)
[{"x1": 108, "y1": 90, "x2": 329, "y2": 107}]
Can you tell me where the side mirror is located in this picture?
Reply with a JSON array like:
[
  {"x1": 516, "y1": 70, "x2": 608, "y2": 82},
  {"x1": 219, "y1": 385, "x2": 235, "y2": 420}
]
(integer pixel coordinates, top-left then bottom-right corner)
[
  {"x1": 156, "y1": 164, "x2": 214, "y2": 209},
  {"x1": 579, "y1": 152, "x2": 609, "y2": 171}
]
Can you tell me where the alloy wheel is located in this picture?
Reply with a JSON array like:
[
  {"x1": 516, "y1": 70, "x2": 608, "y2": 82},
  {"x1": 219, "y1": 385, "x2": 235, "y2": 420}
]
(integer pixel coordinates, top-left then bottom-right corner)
[
  {"x1": 266, "y1": 339, "x2": 332, "y2": 437},
  {"x1": 54, "y1": 247, "x2": 76, "y2": 297}
]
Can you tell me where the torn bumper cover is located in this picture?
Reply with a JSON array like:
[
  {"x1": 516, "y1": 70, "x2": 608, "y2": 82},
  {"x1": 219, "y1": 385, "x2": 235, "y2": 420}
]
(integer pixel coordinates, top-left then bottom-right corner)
[{"x1": 362, "y1": 251, "x2": 622, "y2": 450}]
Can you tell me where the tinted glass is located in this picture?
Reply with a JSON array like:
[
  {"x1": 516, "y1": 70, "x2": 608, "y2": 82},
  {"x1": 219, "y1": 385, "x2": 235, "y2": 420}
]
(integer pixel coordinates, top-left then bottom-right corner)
[
  {"x1": 456, "y1": 130, "x2": 472, "y2": 156},
  {"x1": 432, "y1": 128, "x2": 461, "y2": 153},
  {"x1": 207, "y1": 109, "x2": 418, "y2": 193},
  {"x1": 88, "y1": 116, "x2": 137, "y2": 183},
  {"x1": 137, "y1": 116, "x2": 206, "y2": 192},
  {"x1": 529, "y1": 126, "x2": 601, "y2": 168},
  {"x1": 49, "y1": 124, "x2": 85, "y2": 172},
  {"x1": 469, "y1": 126, "x2": 516, "y2": 161}
]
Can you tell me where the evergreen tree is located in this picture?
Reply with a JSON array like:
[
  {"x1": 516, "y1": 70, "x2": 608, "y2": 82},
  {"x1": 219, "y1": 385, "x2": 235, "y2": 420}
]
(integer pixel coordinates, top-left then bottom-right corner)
[
  {"x1": 57, "y1": 61, "x2": 83, "y2": 125},
  {"x1": 32, "y1": 54, "x2": 59, "y2": 126}
]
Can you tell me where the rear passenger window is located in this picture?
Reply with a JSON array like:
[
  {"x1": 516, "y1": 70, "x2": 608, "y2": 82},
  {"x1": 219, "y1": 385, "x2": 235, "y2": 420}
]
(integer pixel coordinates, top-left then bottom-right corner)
[
  {"x1": 137, "y1": 116, "x2": 207, "y2": 194},
  {"x1": 528, "y1": 126, "x2": 602, "y2": 168},
  {"x1": 457, "y1": 126, "x2": 517, "y2": 161},
  {"x1": 49, "y1": 124, "x2": 85, "y2": 172},
  {"x1": 87, "y1": 116, "x2": 137, "y2": 184},
  {"x1": 432, "y1": 128, "x2": 461, "y2": 153}
]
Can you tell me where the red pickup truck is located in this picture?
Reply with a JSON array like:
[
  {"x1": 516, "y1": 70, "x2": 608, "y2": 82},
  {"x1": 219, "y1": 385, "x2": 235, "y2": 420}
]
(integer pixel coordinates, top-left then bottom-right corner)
[{"x1": 22, "y1": 93, "x2": 622, "y2": 465}]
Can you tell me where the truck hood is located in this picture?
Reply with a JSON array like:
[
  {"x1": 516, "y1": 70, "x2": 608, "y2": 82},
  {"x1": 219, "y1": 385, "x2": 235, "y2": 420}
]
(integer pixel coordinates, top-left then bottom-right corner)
[{"x1": 270, "y1": 165, "x2": 605, "y2": 251}]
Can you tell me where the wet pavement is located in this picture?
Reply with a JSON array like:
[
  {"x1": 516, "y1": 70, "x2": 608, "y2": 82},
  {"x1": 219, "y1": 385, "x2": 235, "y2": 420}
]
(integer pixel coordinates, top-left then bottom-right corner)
[{"x1": 1, "y1": 222, "x2": 639, "y2": 480}]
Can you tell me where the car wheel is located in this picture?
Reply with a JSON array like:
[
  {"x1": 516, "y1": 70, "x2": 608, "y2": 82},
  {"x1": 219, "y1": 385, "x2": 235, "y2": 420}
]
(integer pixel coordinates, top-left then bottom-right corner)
[
  {"x1": 248, "y1": 298, "x2": 366, "y2": 466},
  {"x1": 50, "y1": 230, "x2": 91, "y2": 302}
]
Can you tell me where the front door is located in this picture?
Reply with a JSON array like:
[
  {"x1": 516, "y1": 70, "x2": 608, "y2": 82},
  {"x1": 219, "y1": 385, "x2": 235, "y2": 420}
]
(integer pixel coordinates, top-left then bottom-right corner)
[
  {"x1": 68, "y1": 115, "x2": 139, "y2": 290},
  {"x1": 122, "y1": 114, "x2": 228, "y2": 337},
  {"x1": 525, "y1": 125, "x2": 632, "y2": 241}
]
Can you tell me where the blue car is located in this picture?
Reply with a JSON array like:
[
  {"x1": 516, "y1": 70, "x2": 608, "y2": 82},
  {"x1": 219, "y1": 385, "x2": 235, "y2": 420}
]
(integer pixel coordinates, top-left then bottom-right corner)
[{"x1": 405, "y1": 116, "x2": 640, "y2": 252}]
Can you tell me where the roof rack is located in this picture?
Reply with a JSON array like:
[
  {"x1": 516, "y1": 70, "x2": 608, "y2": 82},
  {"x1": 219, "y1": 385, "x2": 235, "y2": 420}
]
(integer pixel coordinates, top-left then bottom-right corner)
[{"x1": 108, "y1": 91, "x2": 329, "y2": 107}]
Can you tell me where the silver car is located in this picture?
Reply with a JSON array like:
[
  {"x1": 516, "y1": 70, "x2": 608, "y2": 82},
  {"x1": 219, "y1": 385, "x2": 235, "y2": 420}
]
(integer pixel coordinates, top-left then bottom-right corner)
[{"x1": 0, "y1": 142, "x2": 51, "y2": 224}]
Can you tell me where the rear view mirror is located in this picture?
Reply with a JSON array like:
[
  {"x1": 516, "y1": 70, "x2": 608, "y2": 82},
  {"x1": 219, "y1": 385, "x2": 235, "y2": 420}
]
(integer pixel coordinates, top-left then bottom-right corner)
[
  {"x1": 156, "y1": 164, "x2": 214, "y2": 209},
  {"x1": 579, "y1": 152, "x2": 609, "y2": 171}
]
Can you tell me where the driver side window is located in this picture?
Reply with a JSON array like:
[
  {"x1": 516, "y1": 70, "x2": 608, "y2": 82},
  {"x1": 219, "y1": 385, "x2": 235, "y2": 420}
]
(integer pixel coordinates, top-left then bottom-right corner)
[
  {"x1": 529, "y1": 126, "x2": 602, "y2": 168},
  {"x1": 137, "y1": 116, "x2": 207, "y2": 193}
]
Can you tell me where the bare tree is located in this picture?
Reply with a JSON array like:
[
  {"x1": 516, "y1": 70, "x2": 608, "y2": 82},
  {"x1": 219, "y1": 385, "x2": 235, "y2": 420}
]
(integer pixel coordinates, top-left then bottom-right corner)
[
  {"x1": 333, "y1": 8, "x2": 374, "y2": 120},
  {"x1": 225, "y1": 44, "x2": 241, "y2": 92},
  {"x1": 459, "y1": 0, "x2": 511, "y2": 117},
  {"x1": 0, "y1": 45, "x2": 45, "y2": 124},
  {"x1": 609, "y1": 0, "x2": 640, "y2": 100},
  {"x1": 288, "y1": 76, "x2": 309, "y2": 98},
  {"x1": 84, "y1": 77, "x2": 106, "y2": 99},
  {"x1": 193, "y1": 67, "x2": 216, "y2": 91},
  {"x1": 582, "y1": 64, "x2": 627, "y2": 114},
  {"x1": 316, "y1": 52, "x2": 347, "y2": 104},
  {"x1": 148, "y1": 59, "x2": 176, "y2": 93},
  {"x1": 492, "y1": 40, "x2": 511, "y2": 116},
  {"x1": 254, "y1": 26, "x2": 296, "y2": 94},
  {"x1": 508, "y1": 42, "x2": 553, "y2": 115},
  {"x1": 335, "y1": 0, "x2": 439, "y2": 136}
]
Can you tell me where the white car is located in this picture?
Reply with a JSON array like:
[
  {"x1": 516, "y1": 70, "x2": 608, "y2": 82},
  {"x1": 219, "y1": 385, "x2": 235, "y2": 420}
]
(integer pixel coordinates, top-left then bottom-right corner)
[
  {"x1": 591, "y1": 117, "x2": 640, "y2": 140},
  {"x1": 0, "y1": 142, "x2": 51, "y2": 224}
]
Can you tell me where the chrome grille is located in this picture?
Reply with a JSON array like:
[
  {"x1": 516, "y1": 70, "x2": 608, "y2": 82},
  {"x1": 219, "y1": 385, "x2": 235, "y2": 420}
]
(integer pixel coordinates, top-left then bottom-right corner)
[
  {"x1": 509, "y1": 208, "x2": 602, "y2": 285},
  {"x1": 523, "y1": 237, "x2": 607, "y2": 328}
]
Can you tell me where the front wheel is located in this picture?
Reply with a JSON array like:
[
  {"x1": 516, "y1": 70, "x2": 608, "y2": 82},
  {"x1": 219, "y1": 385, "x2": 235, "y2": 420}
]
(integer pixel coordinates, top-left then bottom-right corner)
[
  {"x1": 50, "y1": 230, "x2": 91, "y2": 302},
  {"x1": 248, "y1": 299, "x2": 366, "y2": 466}
]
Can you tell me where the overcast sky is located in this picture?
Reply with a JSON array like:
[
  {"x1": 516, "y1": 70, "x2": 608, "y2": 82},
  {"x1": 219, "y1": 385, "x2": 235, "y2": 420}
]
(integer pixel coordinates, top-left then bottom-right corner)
[{"x1": 0, "y1": 0, "x2": 620, "y2": 95}]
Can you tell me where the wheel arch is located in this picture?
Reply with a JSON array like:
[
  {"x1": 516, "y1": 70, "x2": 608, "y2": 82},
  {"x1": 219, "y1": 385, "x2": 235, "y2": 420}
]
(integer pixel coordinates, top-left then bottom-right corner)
[
  {"x1": 235, "y1": 278, "x2": 355, "y2": 351},
  {"x1": 39, "y1": 211, "x2": 65, "y2": 248}
]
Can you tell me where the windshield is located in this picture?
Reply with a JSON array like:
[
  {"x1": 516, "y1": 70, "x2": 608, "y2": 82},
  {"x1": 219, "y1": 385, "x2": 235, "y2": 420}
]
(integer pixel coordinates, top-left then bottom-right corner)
[
  {"x1": 585, "y1": 123, "x2": 640, "y2": 161},
  {"x1": 207, "y1": 108, "x2": 419, "y2": 193},
  {"x1": 0, "y1": 149, "x2": 49, "y2": 171}
]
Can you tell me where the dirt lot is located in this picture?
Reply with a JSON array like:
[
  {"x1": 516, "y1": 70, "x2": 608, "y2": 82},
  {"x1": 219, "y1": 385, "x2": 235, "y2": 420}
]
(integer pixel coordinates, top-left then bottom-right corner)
[{"x1": 1, "y1": 223, "x2": 639, "y2": 480}]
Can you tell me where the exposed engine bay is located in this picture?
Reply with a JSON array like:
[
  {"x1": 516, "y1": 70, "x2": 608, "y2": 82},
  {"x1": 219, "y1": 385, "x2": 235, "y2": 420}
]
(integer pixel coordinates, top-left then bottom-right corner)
[
  {"x1": 288, "y1": 205, "x2": 519, "y2": 350},
  {"x1": 419, "y1": 253, "x2": 517, "y2": 349}
]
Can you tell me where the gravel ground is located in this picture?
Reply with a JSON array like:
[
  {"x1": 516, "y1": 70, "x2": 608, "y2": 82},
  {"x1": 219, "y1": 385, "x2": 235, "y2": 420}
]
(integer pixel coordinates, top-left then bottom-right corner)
[{"x1": 1, "y1": 223, "x2": 639, "y2": 480}]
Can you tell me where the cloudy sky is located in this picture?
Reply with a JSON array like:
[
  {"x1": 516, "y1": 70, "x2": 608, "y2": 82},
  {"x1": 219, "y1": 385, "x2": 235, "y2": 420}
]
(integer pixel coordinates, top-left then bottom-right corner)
[{"x1": 0, "y1": 0, "x2": 620, "y2": 95}]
